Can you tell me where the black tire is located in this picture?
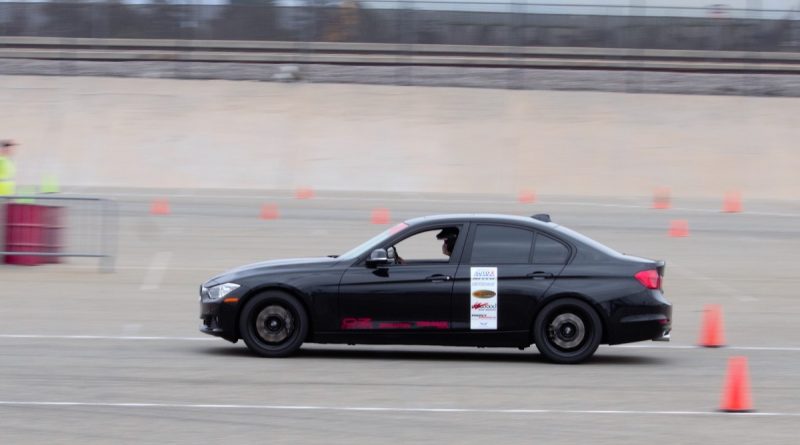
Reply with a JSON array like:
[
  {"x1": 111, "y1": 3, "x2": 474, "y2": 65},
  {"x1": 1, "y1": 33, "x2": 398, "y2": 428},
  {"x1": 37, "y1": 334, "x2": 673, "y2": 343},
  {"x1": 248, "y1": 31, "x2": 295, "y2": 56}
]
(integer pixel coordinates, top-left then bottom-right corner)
[
  {"x1": 239, "y1": 291, "x2": 309, "y2": 358},
  {"x1": 533, "y1": 298, "x2": 602, "y2": 364}
]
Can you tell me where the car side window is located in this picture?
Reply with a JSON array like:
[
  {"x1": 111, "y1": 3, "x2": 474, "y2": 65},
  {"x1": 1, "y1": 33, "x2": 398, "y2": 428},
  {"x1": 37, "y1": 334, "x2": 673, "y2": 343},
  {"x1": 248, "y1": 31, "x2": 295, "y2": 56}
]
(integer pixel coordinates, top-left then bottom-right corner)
[
  {"x1": 388, "y1": 226, "x2": 461, "y2": 265},
  {"x1": 469, "y1": 225, "x2": 534, "y2": 264},
  {"x1": 532, "y1": 234, "x2": 570, "y2": 264}
]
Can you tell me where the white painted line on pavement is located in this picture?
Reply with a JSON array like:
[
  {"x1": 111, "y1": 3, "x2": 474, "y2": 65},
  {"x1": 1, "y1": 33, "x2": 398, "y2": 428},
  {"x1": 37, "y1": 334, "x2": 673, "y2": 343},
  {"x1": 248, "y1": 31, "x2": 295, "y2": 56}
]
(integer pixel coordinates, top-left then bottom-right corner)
[
  {"x1": 58, "y1": 192, "x2": 800, "y2": 217},
  {"x1": 615, "y1": 345, "x2": 800, "y2": 352},
  {"x1": 0, "y1": 401, "x2": 797, "y2": 417},
  {"x1": 49, "y1": 264, "x2": 220, "y2": 272},
  {"x1": 0, "y1": 334, "x2": 214, "y2": 341},
  {"x1": 140, "y1": 251, "x2": 173, "y2": 291},
  {"x1": 727, "y1": 346, "x2": 800, "y2": 352},
  {"x1": 3, "y1": 334, "x2": 800, "y2": 352},
  {"x1": 65, "y1": 191, "x2": 509, "y2": 204}
]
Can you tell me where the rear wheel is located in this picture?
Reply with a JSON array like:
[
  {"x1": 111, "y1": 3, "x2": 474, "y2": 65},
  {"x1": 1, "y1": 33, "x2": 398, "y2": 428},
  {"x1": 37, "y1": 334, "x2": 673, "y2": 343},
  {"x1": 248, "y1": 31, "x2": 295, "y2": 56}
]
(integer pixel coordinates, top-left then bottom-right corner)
[
  {"x1": 239, "y1": 291, "x2": 308, "y2": 358},
  {"x1": 533, "y1": 298, "x2": 602, "y2": 364}
]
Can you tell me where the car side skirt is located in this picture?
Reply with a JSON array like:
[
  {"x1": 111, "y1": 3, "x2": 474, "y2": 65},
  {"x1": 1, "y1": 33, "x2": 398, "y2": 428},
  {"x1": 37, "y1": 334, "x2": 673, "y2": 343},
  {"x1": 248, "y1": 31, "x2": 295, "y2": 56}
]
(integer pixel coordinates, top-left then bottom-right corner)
[{"x1": 310, "y1": 331, "x2": 532, "y2": 348}]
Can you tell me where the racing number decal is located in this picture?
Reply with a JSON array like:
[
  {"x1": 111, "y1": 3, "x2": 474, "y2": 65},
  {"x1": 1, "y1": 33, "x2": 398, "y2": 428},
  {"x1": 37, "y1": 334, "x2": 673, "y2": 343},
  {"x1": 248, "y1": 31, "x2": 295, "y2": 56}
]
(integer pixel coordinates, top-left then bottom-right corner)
[{"x1": 470, "y1": 267, "x2": 498, "y2": 330}]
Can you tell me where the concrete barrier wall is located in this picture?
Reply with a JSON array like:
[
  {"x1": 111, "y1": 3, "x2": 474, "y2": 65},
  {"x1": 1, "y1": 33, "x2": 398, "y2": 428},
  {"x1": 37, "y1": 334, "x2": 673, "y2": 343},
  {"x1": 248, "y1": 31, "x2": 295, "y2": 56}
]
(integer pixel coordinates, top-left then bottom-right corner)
[{"x1": 1, "y1": 75, "x2": 798, "y2": 199}]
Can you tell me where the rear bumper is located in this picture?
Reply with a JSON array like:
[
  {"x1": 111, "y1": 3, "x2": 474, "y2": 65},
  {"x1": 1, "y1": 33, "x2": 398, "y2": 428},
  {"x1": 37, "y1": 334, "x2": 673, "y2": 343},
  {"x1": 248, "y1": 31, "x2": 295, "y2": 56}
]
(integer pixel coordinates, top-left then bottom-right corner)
[{"x1": 606, "y1": 290, "x2": 672, "y2": 345}]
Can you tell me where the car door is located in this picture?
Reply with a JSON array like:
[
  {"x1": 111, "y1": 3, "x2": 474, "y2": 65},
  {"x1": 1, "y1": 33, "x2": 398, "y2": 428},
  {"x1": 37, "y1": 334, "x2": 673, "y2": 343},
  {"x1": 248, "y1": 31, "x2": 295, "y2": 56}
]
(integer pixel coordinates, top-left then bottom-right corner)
[
  {"x1": 337, "y1": 224, "x2": 466, "y2": 332},
  {"x1": 451, "y1": 224, "x2": 570, "y2": 333}
]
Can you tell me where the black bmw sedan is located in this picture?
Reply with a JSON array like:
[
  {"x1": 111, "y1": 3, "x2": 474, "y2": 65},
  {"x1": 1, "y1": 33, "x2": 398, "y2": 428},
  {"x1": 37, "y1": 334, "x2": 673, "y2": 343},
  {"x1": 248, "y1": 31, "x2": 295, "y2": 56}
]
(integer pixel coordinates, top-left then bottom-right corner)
[{"x1": 200, "y1": 214, "x2": 671, "y2": 364}]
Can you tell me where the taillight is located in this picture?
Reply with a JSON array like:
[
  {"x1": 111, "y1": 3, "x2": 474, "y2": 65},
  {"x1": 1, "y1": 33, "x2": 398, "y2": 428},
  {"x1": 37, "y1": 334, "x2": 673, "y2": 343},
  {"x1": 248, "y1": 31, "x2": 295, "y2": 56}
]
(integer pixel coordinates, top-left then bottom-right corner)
[{"x1": 635, "y1": 269, "x2": 661, "y2": 290}]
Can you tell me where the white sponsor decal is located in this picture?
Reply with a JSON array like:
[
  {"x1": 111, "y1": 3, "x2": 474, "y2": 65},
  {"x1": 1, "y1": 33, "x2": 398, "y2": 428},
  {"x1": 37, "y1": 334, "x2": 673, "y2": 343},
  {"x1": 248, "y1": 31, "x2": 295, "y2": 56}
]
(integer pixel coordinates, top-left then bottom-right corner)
[{"x1": 470, "y1": 267, "x2": 498, "y2": 330}]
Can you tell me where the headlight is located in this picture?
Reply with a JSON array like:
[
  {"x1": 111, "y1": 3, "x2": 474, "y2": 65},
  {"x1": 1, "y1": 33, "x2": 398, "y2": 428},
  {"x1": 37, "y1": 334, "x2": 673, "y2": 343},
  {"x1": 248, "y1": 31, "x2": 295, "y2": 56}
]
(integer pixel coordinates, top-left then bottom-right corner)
[{"x1": 205, "y1": 283, "x2": 240, "y2": 302}]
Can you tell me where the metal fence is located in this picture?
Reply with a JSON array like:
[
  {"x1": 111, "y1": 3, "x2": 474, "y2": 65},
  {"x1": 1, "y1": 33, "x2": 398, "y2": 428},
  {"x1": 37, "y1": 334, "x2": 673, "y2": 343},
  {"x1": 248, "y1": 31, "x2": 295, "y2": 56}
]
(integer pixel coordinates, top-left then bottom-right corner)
[
  {"x1": 0, "y1": 196, "x2": 118, "y2": 272},
  {"x1": 0, "y1": 1, "x2": 799, "y2": 52}
]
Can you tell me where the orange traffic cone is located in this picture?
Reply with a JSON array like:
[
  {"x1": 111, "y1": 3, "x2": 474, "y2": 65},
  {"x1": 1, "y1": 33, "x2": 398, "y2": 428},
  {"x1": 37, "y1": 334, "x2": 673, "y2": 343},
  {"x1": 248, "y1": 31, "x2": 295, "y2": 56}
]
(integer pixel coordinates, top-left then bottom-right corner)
[
  {"x1": 699, "y1": 304, "x2": 725, "y2": 347},
  {"x1": 518, "y1": 189, "x2": 537, "y2": 204},
  {"x1": 720, "y1": 356, "x2": 753, "y2": 412},
  {"x1": 150, "y1": 199, "x2": 170, "y2": 215},
  {"x1": 260, "y1": 204, "x2": 279, "y2": 220},
  {"x1": 722, "y1": 192, "x2": 743, "y2": 213},
  {"x1": 668, "y1": 219, "x2": 689, "y2": 237},
  {"x1": 295, "y1": 187, "x2": 315, "y2": 200},
  {"x1": 653, "y1": 187, "x2": 671, "y2": 210},
  {"x1": 371, "y1": 208, "x2": 390, "y2": 225}
]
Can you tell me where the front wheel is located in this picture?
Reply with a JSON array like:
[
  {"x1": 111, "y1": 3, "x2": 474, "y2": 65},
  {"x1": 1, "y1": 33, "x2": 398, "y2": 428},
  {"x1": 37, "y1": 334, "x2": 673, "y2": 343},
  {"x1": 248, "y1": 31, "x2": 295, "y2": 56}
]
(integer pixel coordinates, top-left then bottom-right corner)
[
  {"x1": 239, "y1": 291, "x2": 309, "y2": 358},
  {"x1": 533, "y1": 298, "x2": 602, "y2": 364}
]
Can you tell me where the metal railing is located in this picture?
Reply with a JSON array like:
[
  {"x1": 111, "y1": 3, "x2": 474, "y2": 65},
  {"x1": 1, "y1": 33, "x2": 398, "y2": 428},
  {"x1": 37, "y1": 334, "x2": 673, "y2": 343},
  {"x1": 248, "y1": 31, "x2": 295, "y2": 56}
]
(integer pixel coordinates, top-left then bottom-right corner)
[
  {"x1": 0, "y1": 196, "x2": 118, "y2": 272},
  {"x1": 4, "y1": 36, "x2": 800, "y2": 74},
  {"x1": 0, "y1": 1, "x2": 799, "y2": 52}
]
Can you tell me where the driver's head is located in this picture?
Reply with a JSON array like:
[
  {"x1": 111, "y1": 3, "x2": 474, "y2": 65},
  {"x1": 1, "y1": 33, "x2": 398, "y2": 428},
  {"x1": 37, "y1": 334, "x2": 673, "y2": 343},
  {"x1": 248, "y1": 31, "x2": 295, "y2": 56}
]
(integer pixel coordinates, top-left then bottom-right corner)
[{"x1": 436, "y1": 227, "x2": 458, "y2": 256}]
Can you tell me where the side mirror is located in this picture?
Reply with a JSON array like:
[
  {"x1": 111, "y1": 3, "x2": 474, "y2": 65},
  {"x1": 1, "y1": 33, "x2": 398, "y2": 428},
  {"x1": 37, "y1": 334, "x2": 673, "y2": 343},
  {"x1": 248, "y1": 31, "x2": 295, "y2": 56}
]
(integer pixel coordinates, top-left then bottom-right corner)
[{"x1": 366, "y1": 248, "x2": 389, "y2": 268}]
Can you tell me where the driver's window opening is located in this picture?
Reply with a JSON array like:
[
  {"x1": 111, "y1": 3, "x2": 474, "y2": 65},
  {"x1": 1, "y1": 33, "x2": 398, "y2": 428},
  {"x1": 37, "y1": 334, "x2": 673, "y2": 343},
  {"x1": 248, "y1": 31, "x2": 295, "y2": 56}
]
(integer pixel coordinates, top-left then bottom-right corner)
[{"x1": 389, "y1": 227, "x2": 459, "y2": 265}]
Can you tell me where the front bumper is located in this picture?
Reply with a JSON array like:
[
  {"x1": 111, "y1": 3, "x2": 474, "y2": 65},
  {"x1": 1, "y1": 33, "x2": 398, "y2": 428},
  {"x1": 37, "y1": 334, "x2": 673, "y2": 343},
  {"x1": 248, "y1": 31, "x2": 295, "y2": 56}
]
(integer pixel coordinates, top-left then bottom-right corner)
[{"x1": 200, "y1": 300, "x2": 239, "y2": 343}]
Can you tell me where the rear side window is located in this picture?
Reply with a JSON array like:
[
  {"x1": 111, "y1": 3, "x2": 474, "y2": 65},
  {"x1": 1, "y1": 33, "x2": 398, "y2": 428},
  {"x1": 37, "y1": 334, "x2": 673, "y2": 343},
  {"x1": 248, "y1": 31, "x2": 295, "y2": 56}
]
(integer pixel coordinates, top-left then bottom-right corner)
[
  {"x1": 533, "y1": 234, "x2": 570, "y2": 264},
  {"x1": 470, "y1": 225, "x2": 534, "y2": 264}
]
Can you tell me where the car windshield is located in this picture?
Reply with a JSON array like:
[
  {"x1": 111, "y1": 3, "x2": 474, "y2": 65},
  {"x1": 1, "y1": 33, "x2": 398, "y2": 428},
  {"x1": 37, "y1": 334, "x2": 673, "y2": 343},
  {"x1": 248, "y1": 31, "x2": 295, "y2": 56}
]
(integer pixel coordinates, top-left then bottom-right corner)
[{"x1": 337, "y1": 222, "x2": 409, "y2": 260}]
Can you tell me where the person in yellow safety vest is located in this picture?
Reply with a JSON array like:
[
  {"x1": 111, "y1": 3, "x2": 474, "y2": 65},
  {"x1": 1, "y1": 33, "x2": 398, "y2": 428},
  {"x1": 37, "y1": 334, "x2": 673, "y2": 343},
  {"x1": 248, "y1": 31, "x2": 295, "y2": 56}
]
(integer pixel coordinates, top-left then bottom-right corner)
[{"x1": 0, "y1": 139, "x2": 18, "y2": 196}]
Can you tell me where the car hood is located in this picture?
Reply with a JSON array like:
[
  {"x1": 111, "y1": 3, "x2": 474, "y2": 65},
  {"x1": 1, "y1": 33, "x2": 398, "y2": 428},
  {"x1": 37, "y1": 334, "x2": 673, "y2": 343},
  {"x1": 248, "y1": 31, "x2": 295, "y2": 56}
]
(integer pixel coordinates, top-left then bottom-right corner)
[{"x1": 205, "y1": 257, "x2": 338, "y2": 286}]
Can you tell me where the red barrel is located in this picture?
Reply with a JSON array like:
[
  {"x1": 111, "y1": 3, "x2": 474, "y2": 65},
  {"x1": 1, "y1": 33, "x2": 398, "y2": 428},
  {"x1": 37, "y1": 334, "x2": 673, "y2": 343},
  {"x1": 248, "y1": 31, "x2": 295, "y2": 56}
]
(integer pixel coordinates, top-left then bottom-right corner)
[{"x1": 3, "y1": 203, "x2": 64, "y2": 266}]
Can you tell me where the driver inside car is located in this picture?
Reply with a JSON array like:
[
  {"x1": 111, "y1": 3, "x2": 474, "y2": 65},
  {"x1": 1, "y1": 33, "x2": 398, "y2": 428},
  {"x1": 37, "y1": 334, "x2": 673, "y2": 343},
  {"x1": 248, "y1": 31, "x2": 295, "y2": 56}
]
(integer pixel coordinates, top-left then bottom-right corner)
[
  {"x1": 437, "y1": 227, "x2": 458, "y2": 256},
  {"x1": 391, "y1": 227, "x2": 459, "y2": 264}
]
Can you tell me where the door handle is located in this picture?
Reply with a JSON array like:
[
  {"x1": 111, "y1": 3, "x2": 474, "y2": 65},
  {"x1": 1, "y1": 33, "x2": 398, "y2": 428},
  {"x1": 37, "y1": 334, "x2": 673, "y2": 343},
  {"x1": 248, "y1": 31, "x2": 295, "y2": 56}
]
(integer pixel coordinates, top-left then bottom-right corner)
[
  {"x1": 526, "y1": 271, "x2": 554, "y2": 280},
  {"x1": 426, "y1": 274, "x2": 453, "y2": 282}
]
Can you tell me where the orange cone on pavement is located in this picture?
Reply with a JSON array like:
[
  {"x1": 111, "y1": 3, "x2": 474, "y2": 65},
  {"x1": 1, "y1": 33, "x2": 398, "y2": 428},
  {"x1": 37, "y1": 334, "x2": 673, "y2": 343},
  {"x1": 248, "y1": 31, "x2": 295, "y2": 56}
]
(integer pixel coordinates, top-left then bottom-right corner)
[
  {"x1": 150, "y1": 199, "x2": 170, "y2": 215},
  {"x1": 260, "y1": 203, "x2": 279, "y2": 220},
  {"x1": 371, "y1": 208, "x2": 390, "y2": 225},
  {"x1": 295, "y1": 187, "x2": 315, "y2": 200},
  {"x1": 668, "y1": 219, "x2": 689, "y2": 237},
  {"x1": 518, "y1": 189, "x2": 537, "y2": 204},
  {"x1": 699, "y1": 304, "x2": 725, "y2": 347},
  {"x1": 653, "y1": 187, "x2": 671, "y2": 210},
  {"x1": 722, "y1": 191, "x2": 743, "y2": 213},
  {"x1": 720, "y1": 356, "x2": 753, "y2": 412}
]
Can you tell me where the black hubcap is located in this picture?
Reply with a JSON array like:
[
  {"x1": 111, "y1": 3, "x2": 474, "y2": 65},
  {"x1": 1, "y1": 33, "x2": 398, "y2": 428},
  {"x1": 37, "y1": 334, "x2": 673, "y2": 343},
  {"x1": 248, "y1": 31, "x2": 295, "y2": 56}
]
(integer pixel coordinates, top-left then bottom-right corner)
[
  {"x1": 255, "y1": 305, "x2": 295, "y2": 344},
  {"x1": 560, "y1": 324, "x2": 576, "y2": 339},
  {"x1": 266, "y1": 316, "x2": 283, "y2": 332},
  {"x1": 547, "y1": 312, "x2": 586, "y2": 350}
]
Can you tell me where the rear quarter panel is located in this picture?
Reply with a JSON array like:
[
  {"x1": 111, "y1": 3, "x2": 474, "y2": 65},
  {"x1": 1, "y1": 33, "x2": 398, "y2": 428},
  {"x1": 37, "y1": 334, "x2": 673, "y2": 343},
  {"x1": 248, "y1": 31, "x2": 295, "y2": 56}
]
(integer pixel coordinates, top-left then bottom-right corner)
[{"x1": 540, "y1": 262, "x2": 658, "y2": 343}]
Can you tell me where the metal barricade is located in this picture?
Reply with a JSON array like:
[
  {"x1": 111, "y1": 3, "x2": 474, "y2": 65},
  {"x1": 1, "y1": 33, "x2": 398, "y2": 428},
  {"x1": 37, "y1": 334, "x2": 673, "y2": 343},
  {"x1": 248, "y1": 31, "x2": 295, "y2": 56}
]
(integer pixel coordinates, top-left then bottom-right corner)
[
  {"x1": 1, "y1": 1, "x2": 799, "y2": 52},
  {"x1": 0, "y1": 196, "x2": 118, "y2": 272}
]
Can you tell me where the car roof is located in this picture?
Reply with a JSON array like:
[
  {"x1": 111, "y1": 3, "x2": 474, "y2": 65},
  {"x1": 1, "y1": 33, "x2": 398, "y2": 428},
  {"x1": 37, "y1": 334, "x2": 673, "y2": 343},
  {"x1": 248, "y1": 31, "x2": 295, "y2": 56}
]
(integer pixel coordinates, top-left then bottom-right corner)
[
  {"x1": 402, "y1": 213, "x2": 626, "y2": 260},
  {"x1": 404, "y1": 213, "x2": 559, "y2": 230}
]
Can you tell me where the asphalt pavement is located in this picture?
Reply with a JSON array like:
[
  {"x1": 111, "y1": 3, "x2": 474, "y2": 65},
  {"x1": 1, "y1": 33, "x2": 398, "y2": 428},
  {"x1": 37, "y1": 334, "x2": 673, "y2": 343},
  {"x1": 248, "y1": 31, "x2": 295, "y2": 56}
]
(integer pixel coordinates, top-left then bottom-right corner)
[{"x1": 1, "y1": 190, "x2": 799, "y2": 444}]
